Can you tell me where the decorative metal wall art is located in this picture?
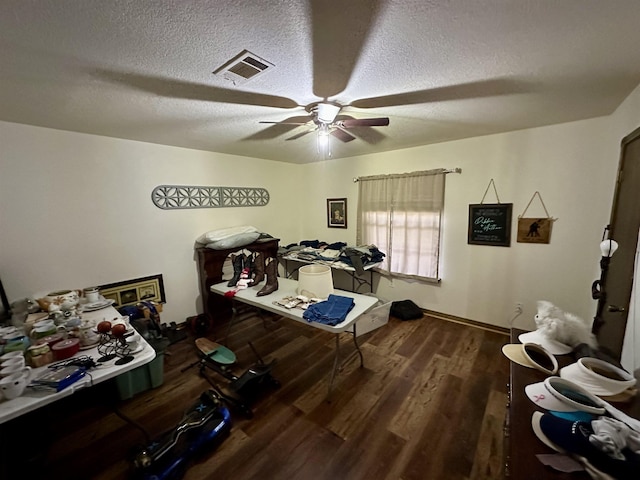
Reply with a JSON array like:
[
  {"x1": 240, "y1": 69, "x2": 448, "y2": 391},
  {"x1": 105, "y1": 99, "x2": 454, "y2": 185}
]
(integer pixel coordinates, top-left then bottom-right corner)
[{"x1": 152, "y1": 185, "x2": 270, "y2": 210}]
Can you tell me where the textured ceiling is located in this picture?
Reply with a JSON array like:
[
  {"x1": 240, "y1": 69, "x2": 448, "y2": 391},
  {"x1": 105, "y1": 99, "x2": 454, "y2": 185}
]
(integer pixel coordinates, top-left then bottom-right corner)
[{"x1": 1, "y1": 1, "x2": 640, "y2": 164}]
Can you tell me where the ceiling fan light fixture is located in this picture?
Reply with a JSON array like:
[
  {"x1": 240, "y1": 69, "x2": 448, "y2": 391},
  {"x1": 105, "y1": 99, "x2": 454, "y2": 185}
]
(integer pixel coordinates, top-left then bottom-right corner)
[
  {"x1": 316, "y1": 103, "x2": 341, "y2": 124},
  {"x1": 317, "y1": 124, "x2": 332, "y2": 157}
]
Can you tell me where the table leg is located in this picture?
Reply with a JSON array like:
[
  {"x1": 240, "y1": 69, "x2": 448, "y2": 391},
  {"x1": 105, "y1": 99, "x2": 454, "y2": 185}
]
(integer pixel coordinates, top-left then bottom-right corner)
[
  {"x1": 223, "y1": 301, "x2": 238, "y2": 346},
  {"x1": 328, "y1": 333, "x2": 341, "y2": 394},
  {"x1": 327, "y1": 326, "x2": 365, "y2": 394},
  {"x1": 352, "y1": 324, "x2": 364, "y2": 368}
]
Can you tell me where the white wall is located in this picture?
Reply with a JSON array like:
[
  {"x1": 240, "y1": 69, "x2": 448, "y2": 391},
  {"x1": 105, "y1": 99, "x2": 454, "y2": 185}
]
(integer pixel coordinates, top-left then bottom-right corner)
[
  {"x1": 0, "y1": 122, "x2": 302, "y2": 324},
  {"x1": 2, "y1": 82, "x2": 639, "y2": 330},
  {"x1": 300, "y1": 116, "x2": 622, "y2": 330}
]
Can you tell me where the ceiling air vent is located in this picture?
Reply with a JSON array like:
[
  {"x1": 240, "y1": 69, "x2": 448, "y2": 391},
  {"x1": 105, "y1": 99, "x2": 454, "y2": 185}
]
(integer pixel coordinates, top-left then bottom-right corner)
[{"x1": 213, "y1": 50, "x2": 274, "y2": 85}]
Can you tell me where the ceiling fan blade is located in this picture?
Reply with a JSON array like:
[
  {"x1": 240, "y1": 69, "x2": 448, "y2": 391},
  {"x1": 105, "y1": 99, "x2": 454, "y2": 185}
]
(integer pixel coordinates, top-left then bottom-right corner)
[
  {"x1": 350, "y1": 78, "x2": 532, "y2": 109},
  {"x1": 259, "y1": 121, "x2": 309, "y2": 125},
  {"x1": 311, "y1": 0, "x2": 382, "y2": 98},
  {"x1": 331, "y1": 127, "x2": 356, "y2": 143},
  {"x1": 338, "y1": 117, "x2": 389, "y2": 128},
  {"x1": 244, "y1": 116, "x2": 313, "y2": 141},
  {"x1": 286, "y1": 130, "x2": 315, "y2": 141},
  {"x1": 93, "y1": 69, "x2": 299, "y2": 109}
]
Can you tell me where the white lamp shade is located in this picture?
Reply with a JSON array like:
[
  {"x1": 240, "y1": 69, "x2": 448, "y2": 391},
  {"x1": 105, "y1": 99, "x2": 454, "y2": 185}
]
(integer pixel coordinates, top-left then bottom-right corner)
[
  {"x1": 599, "y1": 239, "x2": 619, "y2": 257},
  {"x1": 297, "y1": 265, "x2": 334, "y2": 299},
  {"x1": 316, "y1": 103, "x2": 340, "y2": 124}
]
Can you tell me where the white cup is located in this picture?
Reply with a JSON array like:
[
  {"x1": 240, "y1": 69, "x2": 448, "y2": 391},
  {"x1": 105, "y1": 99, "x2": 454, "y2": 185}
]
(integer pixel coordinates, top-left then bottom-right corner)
[
  {"x1": 0, "y1": 364, "x2": 31, "y2": 380},
  {"x1": 1, "y1": 327, "x2": 20, "y2": 341},
  {"x1": 125, "y1": 333, "x2": 140, "y2": 352},
  {"x1": 33, "y1": 319, "x2": 55, "y2": 330},
  {"x1": 0, "y1": 371, "x2": 29, "y2": 400},
  {"x1": 30, "y1": 324, "x2": 57, "y2": 340},
  {"x1": 0, "y1": 356, "x2": 26, "y2": 369},
  {"x1": 0, "y1": 351, "x2": 25, "y2": 363},
  {"x1": 77, "y1": 322, "x2": 99, "y2": 347},
  {"x1": 84, "y1": 287, "x2": 100, "y2": 304}
]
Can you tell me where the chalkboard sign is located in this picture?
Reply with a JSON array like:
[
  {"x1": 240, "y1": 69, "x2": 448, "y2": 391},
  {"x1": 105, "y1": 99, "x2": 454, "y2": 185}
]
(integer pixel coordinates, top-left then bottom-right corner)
[{"x1": 468, "y1": 203, "x2": 513, "y2": 246}]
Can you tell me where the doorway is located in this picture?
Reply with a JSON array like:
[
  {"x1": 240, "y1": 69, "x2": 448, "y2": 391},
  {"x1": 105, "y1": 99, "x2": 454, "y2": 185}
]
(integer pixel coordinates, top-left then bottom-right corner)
[{"x1": 594, "y1": 126, "x2": 640, "y2": 359}]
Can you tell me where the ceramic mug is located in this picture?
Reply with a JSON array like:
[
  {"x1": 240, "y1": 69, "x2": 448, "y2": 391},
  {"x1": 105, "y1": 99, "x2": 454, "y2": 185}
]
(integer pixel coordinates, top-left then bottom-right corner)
[
  {"x1": 1, "y1": 327, "x2": 20, "y2": 342},
  {"x1": 0, "y1": 351, "x2": 25, "y2": 363},
  {"x1": 0, "y1": 371, "x2": 29, "y2": 400},
  {"x1": 3, "y1": 336, "x2": 30, "y2": 353},
  {"x1": 76, "y1": 322, "x2": 99, "y2": 347},
  {"x1": 84, "y1": 287, "x2": 100, "y2": 304},
  {"x1": 33, "y1": 319, "x2": 55, "y2": 329},
  {"x1": 0, "y1": 356, "x2": 26, "y2": 369},
  {"x1": 57, "y1": 317, "x2": 82, "y2": 337},
  {"x1": 30, "y1": 325, "x2": 58, "y2": 340},
  {"x1": 0, "y1": 363, "x2": 31, "y2": 379},
  {"x1": 125, "y1": 333, "x2": 140, "y2": 352}
]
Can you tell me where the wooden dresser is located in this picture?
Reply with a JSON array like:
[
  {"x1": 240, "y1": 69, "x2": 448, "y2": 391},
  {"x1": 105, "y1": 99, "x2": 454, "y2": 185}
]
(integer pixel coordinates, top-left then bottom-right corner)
[
  {"x1": 506, "y1": 328, "x2": 640, "y2": 478},
  {"x1": 195, "y1": 238, "x2": 279, "y2": 325}
]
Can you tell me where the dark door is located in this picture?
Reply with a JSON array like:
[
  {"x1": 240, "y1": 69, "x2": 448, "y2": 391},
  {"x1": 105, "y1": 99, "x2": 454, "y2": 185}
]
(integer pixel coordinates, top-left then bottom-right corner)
[{"x1": 595, "y1": 126, "x2": 640, "y2": 359}]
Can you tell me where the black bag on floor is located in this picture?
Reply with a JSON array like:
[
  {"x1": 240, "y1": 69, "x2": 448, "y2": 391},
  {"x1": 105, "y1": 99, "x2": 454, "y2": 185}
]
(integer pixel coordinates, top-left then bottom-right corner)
[{"x1": 390, "y1": 300, "x2": 423, "y2": 320}]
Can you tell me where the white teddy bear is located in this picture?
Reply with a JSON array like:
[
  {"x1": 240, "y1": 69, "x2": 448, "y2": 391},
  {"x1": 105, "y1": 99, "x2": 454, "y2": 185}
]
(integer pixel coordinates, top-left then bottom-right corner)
[{"x1": 534, "y1": 300, "x2": 598, "y2": 348}]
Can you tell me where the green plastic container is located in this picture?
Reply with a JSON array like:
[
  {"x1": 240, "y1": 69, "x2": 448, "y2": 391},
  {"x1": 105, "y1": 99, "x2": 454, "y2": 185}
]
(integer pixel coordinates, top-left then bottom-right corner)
[{"x1": 115, "y1": 352, "x2": 164, "y2": 400}]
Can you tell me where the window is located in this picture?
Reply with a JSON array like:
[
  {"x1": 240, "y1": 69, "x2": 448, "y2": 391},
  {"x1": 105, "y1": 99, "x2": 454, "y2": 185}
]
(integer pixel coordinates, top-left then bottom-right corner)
[{"x1": 357, "y1": 170, "x2": 445, "y2": 281}]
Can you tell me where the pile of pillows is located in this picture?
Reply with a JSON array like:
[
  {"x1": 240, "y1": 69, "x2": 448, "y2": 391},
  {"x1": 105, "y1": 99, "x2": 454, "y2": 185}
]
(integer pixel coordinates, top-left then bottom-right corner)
[{"x1": 196, "y1": 225, "x2": 262, "y2": 250}]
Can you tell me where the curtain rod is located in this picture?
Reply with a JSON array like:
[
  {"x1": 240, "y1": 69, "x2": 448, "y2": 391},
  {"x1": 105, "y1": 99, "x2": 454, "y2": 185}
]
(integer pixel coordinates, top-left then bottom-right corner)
[{"x1": 353, "y1": 167, "x2": 462, "y2": 182}]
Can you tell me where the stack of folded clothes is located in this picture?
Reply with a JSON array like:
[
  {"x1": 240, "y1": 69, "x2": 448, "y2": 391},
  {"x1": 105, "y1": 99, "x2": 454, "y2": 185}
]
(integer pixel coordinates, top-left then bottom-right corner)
[
  {"x1": 302, "y1": 294, "x2": 355, "y2": 326},
  {"x1": 279, "y1": 241, "x2": 385, "y2": 272}
]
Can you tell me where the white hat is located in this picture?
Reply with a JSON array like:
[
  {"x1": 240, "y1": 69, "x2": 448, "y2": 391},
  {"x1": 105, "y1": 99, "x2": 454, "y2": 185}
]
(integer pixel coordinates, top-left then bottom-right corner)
[
  {"x1": 501, "y1": 343, "x2": 558, "y2": 375},
  {"x1": 559, "y1": 357, "x2": 637, "y2": 397},
  {"x1": 525, "y1": 376, "x2": 606, "y2": 415},
  {"x1": 518, "y1": 330, "x2": 573, "y2": 355}
]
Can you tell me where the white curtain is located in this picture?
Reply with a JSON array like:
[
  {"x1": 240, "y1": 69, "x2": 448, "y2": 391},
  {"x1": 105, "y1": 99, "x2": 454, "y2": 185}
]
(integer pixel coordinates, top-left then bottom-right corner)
[
  {"x1": 356, "y1": 170, "x2": 445, "y2": 280},
  {"x1": 621, "y1": 227, "x2": 640, "y2": 375}
]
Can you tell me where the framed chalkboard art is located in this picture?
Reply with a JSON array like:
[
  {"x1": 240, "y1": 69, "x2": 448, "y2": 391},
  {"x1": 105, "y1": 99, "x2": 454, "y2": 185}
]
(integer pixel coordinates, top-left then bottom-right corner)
[{"x1": 468, "y1": 203, "x2": 513, "y2": 247}]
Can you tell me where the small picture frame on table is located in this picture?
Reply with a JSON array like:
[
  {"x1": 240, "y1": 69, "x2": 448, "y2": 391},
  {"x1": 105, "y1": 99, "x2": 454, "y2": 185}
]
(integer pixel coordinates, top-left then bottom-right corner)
[{"x1": 327, "y1": 198, "x2": 347, "y2": 228}]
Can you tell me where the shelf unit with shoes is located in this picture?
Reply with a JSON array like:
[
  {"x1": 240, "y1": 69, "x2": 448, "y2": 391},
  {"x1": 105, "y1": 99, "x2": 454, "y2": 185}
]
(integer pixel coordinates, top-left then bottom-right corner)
[{"x1": 195, "y1": 238, "x2": 280, "y2": 329}]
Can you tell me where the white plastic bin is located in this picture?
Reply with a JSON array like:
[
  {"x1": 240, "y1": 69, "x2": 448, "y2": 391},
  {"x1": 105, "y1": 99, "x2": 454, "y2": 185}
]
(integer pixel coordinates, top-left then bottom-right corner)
[{"x1": 356, "y1": 300, "x2": 391, "y2": 337}]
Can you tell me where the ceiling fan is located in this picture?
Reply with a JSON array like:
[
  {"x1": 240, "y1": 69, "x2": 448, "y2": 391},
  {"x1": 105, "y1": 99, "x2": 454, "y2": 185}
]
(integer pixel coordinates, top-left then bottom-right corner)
[
  {"x1": 92, "y1": 1, "x2": 529, "y2": 158},
  {"x1": 258, "y1": 102, "x2": 390, "y2": 145}
]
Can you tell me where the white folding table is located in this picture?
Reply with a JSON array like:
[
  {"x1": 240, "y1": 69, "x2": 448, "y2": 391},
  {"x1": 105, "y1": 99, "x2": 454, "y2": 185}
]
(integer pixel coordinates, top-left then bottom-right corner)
[
  {"x1": 210, "y1": 278, "x2": 379, "y2": 393},
  {"x1": 0, "y1": 306, "x2": 156, "y2": 424},
  {"x1": 279, "y1": 253, "x2": 380, "y2": 293}
]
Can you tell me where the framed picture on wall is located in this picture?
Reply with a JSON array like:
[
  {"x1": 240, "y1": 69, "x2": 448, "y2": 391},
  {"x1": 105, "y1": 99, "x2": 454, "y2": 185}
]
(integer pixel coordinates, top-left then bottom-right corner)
[
  {"x1": 327, "y1": 198, "x2": 347, "y2": 228},
  {"x1": 98, "y1": 274, "x2": 166, "y2": 308}
]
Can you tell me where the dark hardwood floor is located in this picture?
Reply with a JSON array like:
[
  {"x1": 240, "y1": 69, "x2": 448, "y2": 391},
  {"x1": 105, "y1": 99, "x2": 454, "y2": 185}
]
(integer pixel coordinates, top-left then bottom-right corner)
[{"x1": 3, "y1": 308, "x2": 509, "y2": 479}]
